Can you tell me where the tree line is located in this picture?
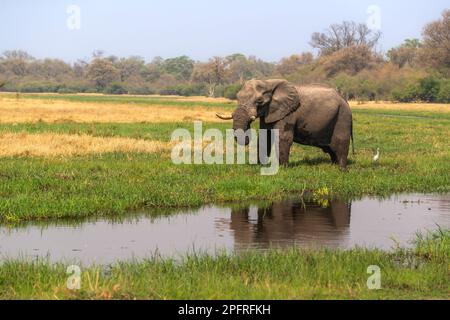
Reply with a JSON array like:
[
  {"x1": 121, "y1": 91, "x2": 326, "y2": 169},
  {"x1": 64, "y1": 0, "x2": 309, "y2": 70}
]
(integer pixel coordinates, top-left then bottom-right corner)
[{"x1": 1, "y1": 10, "x2": 449, "y2": 102}]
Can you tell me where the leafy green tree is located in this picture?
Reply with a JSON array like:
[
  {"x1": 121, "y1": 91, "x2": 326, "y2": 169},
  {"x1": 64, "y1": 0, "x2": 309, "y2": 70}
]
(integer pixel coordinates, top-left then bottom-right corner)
[{"x1": 161, "y1": 56, "x2": 194, "y2": 81}]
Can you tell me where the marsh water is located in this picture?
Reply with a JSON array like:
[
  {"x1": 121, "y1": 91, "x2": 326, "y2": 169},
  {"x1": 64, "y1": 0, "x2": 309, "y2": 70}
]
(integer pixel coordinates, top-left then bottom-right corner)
[{"x1": 0, "y1": 193, "x2": 449, "y2": 264}]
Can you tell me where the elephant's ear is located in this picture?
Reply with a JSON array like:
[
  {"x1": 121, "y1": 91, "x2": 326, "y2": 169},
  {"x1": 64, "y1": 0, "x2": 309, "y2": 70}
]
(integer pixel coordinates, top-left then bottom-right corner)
[{"x1": 264, "y1": 80, "x2": 300, "y2": 123}]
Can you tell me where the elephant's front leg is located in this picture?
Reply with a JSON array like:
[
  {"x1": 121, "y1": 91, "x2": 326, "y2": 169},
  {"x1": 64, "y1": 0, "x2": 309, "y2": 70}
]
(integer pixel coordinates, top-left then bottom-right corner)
[
  {"x1": 258, "y1": 118, "x2": 272, "y2": 164},
  {"x1": 273, "y1": 121, "x2": 294, "y2": 166}
]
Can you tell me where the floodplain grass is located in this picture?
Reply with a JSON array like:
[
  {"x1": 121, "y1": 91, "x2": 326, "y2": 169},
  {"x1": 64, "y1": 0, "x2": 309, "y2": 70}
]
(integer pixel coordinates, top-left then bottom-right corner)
[
  {"x1": 0, "y1": 132, "x2": 170, "y2": 157},
  {"x1": 0, "y1": 97, "x2": 230, "y2": 123},
  {"x1": 0, "y1": 94, "x2": 449, "y2": 221},
  {"x1": 0, "y1": 230, "x2": 448, "y2": 299},
  {"x1": 0, "y1": 93, "x2": 448, "y2": 300},
  {"x1": 0, "y1": 92, "x2": 235, "y2": 108}
]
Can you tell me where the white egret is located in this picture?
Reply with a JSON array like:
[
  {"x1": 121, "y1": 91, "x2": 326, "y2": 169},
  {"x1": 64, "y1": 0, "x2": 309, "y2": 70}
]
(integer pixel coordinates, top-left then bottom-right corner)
[{"x1": 373, "y1": 148, "x2": 380, "y2": 162}]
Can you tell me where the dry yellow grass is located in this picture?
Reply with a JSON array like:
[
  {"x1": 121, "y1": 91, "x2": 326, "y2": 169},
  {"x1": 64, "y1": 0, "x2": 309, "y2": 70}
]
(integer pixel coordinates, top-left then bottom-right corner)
[
  {"x1": 349, "y1": 101, "x2": 450, "y2": 112},
  {"x1": 0, "y1": 98, "x2": 229, "y2": 123},
  {"x1": 1, "y1": 95, "x2": 449, "y2": 125},
  {"x1": 0, "y1": 132, "x2": 170, "y2": 157}
]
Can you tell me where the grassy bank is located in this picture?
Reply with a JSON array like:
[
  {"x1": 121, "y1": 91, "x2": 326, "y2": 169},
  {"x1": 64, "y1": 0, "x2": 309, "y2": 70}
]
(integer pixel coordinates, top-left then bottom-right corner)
[
  {"x1": 0, "y1": 94, "x2": 449, "y2": 221},
  {"x1": 0, "y1": 230, "x2": 448, "y2": 299}
]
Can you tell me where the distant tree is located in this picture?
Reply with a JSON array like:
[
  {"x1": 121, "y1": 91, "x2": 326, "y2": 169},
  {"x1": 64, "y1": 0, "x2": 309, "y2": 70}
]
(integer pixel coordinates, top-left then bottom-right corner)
[
  {"x1": 2, "y1": 50, "x2": 35, "y2": 61},
  {"x1": 387, "y1": 39, "x2": 421, "y2": 68},
  {"x1": 310, "y1": 21, "x2": 381, "y2": 56},
  {"x1": 142, "y1": 57, "x2": 164, "y2": 82},
  {"x1": 403, "y1": 38, "x2": 422, "y2": 48},
  {"x1": 86, "y1": 58, "x2": 120, "y2": 90},
  {"x1": 277, "y1": 52, "x2": 314, "y2": 76},
  {"x1": 162, "y1": 55, "x2": 194, "y2": 81},
  {"x1": 29, "y1": 58, "x2": 73, "y2": 80},
  {"x1": 115, "y1": 56, "x2": 145, "y2": 82},
  {"x1": 320, "y1": 45, "x2": 381, "y2": 77},
  {"x1": 247, "y1": 55, "x2": 276, "y2": 78},
  {"x1": 73, "y1": 59, "x2": 88, "y2": 78},
  {"x1": 1, "y1": 50, "x2": 34, "y2": 77},
  {"x1": 191, "y1": 57, "x2": 227, "y2": 97},
  {"x1": 421, "y1": 10, "x2": 450, "y2": 75},
  {"x1": 225, "y1": 53, "x2": 252, "y2": 84}
]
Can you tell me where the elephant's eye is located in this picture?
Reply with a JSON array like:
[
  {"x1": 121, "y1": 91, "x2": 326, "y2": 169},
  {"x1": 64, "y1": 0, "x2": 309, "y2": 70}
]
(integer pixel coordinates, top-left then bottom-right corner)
[{"x1": 256, "y1": 97, "x2": 264, "y2": 104}]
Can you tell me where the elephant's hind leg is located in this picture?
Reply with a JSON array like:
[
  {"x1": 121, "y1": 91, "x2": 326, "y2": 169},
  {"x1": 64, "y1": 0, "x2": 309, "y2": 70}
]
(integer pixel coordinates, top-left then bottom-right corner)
[
  {"x1": 330, "y1": 103, "x2": 352, "y2": 169},
  {"x1": 321, "y1": 146, "x2": 338, "y2": 164},
  {"x1": 330, "y1": 139, "x2": 349, "y2": 169}
]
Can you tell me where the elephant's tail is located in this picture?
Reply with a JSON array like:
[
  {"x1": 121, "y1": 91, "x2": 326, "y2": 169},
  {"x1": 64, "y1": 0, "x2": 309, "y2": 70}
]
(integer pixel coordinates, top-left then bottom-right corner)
[{"x1": 351, "y1": 120, "x2": 355, "y2": 155}]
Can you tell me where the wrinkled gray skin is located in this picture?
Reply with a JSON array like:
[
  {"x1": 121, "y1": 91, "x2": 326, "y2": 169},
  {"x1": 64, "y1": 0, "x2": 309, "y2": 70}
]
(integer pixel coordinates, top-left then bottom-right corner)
[{"x1": 220, "y1": 79, "x2": 353, "y2": 169}]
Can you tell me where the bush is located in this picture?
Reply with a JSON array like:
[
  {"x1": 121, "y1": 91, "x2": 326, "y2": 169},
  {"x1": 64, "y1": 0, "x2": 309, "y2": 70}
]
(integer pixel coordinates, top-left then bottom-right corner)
[
  {"x1": 223, "y1": 83, "x2": 243, "y2": 100},
  {"x1": 329, "y1": 74, "x2": 357, "y2": 100},
  {"x1": 437, "y1": 80, "x2": 450, "y2": 103},
  {"x1": 103, "y1": 82, "x2": 128, "y2": 94},
  {"x1": 213, "y1": 85, "x2": 225, "y2": 98},
  {"x1": 159, "y1": 83, "x2": 208, "y2": 96},
  {"x1": 418, "y1": 77, "x2": 440, "y2": 102},
  {"x1": 18, "y1": 81, "x2": 62, "y2": 93},
  {"x1": 391, "y1": 82, "x2": 420, "y2": 102},
  {"x1": 127, "y1": 86, "x2": 156, "y2": 95},
  {"x1": 57, "y1": 87, "x2": 78, "y2": 94},
  {"x1": 0, "y1": 82, "x2": 18, "y2": 92}
]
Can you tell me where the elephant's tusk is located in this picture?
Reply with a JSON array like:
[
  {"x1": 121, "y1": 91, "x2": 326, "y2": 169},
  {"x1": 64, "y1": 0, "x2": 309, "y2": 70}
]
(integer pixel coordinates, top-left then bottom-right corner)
[
  {"x1": 216, "y1": 113, "x2": 233, "y2": 120},
  {"x1": 250, "y1": 116, "x2": 256, "y2": 121}
]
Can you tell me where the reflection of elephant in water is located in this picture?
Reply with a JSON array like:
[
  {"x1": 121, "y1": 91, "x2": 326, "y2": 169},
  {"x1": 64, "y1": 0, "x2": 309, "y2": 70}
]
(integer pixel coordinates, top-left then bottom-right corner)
[
  {"x1": 217, "y1": 79, "x2": 354, "y2": 169},
  {"x1": 228, "y1": 200, "x2": 351, "y2": 249}
]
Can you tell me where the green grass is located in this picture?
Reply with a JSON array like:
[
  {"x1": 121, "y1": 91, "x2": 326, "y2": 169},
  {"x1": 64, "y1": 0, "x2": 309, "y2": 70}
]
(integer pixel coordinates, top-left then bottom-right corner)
[
  {"x1": 353, "y1": 108, "x2": 450, "y2": 120},
  {"x1": 0, "y1": 230, "x2": 448, "y2": 299},
  {"x1": 0, "y1": 108, "x2": 449, "y2": 222},
  {"x1": 3, "y1": 92, "x2": 235, "y2": 109}
]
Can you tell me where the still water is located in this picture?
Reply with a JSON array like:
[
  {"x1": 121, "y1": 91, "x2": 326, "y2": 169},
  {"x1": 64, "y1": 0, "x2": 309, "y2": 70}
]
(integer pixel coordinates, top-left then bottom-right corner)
[{"x1": 0, "y1": 193, "x2": 449, "y2": 264}]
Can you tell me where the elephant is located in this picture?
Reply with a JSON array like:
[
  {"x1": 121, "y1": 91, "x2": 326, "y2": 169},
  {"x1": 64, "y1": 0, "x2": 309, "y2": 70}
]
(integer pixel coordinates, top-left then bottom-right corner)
[
  {"x1": 227, "y1": 199, "x2": 351, "y2": 249},
  {"x1": 217, "y1": 79, "x2": 354, "y2": 169}
]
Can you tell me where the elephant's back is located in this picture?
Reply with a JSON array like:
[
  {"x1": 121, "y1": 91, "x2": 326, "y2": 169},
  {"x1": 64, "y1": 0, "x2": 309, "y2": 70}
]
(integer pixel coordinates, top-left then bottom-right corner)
[
  {"x1": 295, "y1": 85, "x2": 344, "y2": 114},
  {"x1": 296, "y1": 84, "x2": 342, "y2": 104}
]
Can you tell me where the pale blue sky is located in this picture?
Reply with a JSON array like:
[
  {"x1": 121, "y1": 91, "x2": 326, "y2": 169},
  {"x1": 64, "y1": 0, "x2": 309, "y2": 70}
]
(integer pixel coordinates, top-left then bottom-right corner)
[{"x1": 1, "y1": 0, "x2": 448, "y2": 62}]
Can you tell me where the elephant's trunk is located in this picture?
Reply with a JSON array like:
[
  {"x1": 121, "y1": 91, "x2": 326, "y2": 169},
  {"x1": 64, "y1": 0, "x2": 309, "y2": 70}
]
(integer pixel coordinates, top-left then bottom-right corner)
[{"x1": 233, "y1": 107, "x2": 252, "y2": 145}]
